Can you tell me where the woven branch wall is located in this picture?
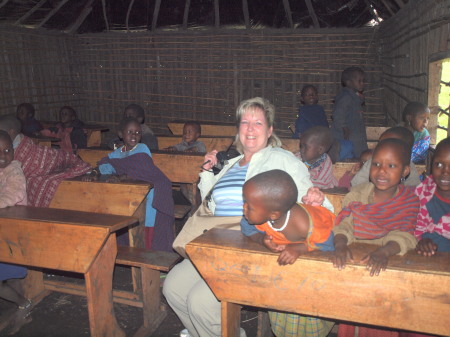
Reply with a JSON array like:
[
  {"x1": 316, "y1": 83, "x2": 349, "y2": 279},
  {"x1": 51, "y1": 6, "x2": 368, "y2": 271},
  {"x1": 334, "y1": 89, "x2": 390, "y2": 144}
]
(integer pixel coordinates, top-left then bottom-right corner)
[
  {"x1": 377, "y1": 0, "x2": 450, "y2": 124},
  {"x1": 0, "y1": 25, "x2": 383, "y2": 138}
]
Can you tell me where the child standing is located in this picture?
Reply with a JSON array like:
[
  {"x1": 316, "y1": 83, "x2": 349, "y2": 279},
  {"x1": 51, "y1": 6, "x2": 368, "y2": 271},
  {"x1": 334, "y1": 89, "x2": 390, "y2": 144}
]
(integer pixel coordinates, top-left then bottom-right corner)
[
  {"x1": 402, "y1": 102, "x2": 431, "y2": 163},
  {"x1": 331, "y1": 138, "x2": 420, "y2": 337},
  {"x1": 165, "y1": 121, "x2": 206, "y2": 153},
  {"x1": 16, "y1": 103, "x2": 42, "y2": 137},
  {"x1": 0, "y1": 130, "x2": 33, "y2": 335},
  {"x1": 243, "y1": 169, "x2": 335, "y2": 337},
  {"x1": 83, "y1": 117, "x2": 174, "y2": 252},
  {"x1": 415, "y1": 137, "x2": 450, "y2": 254},
  {"x1": 295, "y1": 126, "x2": 338, "y2": 189},
  {"x1": 40, "y1": 106, "x2": 87, "y2": 153},
  {"x1": 293, "y1": 85, "x2": 329, "y2": 139},
  {"x1": 331, "y1": 66, "x2": 368, "y2": 159}
]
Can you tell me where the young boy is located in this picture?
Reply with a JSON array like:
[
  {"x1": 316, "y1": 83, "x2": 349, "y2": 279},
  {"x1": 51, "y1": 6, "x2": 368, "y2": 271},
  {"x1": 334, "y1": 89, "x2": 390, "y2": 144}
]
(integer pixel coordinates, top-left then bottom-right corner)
[
  {"x1": 295, "y1": 126, "x2": 338, "y2": 189},
  {"x1": 331, "y1": 66, "x2": 368, "y2": 159},
  {"x1": 109, "y1": 104, "x2": 158, "y2": 151},
  {"x1": 243, "y1": 169, "x2": 336, "y2": 337},
  {"x1": 0, "y1": 115, "x2": 91, "y2": 207},
  {"x1": 351, "y1": 126, "x2": 422, "y2": 187},
  {"x1": 166, "y1": 121, "x2": 206, "y2": 153},
  {"x1": 16, "y1": 103, "x2": 42, "y2": 137}
]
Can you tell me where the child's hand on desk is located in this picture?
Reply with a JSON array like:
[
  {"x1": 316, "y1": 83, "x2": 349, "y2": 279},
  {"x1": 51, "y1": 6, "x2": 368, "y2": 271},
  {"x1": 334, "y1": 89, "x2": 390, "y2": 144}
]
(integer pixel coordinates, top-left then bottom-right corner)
[
  {"x1": 416, "y1": 238, "x2": 438, "y2": 257},
  {"x1": 82, "y1": 173, "x2": 99, "y2": 182},
  {"x1": 331, "y1": 235, "x2": 354, "y2": 270},
  {"x1": 106, "y1": 174, "x2": 128, "y2": 183},
  {"x1": 361, "y1": 247, "x2": 390, "y2": 277},
  {"x1": 302, "y1": 187, "x2": 324, "y2": 206},
  {"x1": 277, "y1": 244, "x2": 308, "y2": 266},
  {"x1": 263, "y1": 235, "x2": 286, "y2": 253}
]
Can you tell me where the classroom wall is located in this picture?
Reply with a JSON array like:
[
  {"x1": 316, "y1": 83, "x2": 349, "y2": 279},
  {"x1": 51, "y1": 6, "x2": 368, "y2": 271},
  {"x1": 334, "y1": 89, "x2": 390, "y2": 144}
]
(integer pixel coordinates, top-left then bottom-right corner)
[
  {"x1": 0, "y1": 25, "x2": 81, "y2": 120},
  {"x1": 377, "y1": 0, "x2": 450, "y2": 124},
  {"x1": 0, "y1": 24, "x2": 383, "y2": 138}
]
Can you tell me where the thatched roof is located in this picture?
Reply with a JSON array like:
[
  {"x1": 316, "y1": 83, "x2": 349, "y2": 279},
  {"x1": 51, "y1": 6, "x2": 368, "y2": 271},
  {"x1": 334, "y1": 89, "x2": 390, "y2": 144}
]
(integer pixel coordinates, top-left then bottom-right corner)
[{"x1": 0, "y1": 0, "x2": 408, "y2": 34}]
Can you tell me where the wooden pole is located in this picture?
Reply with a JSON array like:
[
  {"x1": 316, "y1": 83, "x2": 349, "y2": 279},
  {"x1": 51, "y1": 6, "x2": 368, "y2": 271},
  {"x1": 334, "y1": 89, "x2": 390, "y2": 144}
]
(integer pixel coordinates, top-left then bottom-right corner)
[
  {"x1": 282, "y1": 0, "x2": 294, "y2": 28},
  {"x1": 305, "y1": 0, "x2": 319, "y2": 28},
  {"x1": 152, "y1": 0, "x2": 162, "y2": 31},
  {"x1": 126, "y1": 0, "x2": 136, "y2": 32},
  {"x1": 380, "y1": 0, "x2": 395, "y2": 16},
  {"x1": 0, "y1": 0, "x2": 10, "y2": 10},
  {"x1": 182, "y1": 0, "x2": 191, "y2": 30},
  {"x1": 101, "y1": 0, "x2": 109, "y2": 31},
  {"x1": 65, "y1": 0, "x2": 95, "y2": 34},
  {"x1": 242, "y1": 0, "x2": 250, "y2": 29},
  {"x1": 36, "y1": 0, "x2": 70, "y2": 28},
  {"x1": 15, "y1": 0, "x2": 46, "y2": 25},
  {"x1": 214, "y1": 0, "x2": 220, "y2": 28},
  {"x1": 394, "y1": 0, "x2": 404, "y2": 8}
]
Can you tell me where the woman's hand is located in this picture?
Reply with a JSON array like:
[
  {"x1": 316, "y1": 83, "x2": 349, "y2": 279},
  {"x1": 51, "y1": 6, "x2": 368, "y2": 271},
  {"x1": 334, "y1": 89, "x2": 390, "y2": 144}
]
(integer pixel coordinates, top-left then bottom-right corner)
[
  {"x1": 202, "y1": 150, "x2": 218, "y2": 171},
  {"x1": 301, "y1": 187, "x2": 324, "y2": 206}
]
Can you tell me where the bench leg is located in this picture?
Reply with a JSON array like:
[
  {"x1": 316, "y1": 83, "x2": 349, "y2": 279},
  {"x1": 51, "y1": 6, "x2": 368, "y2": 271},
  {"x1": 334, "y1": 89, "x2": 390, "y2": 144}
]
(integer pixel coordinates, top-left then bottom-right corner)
[
  {"x1": 221, "y1": 302, "x2": 240, "y2": 337},
  {"x1": 257, "y1": 310, "x2": 273, "y2": 337},
  {"x1": 133, "y1": 268, "x2": 167, "y2": 337}
]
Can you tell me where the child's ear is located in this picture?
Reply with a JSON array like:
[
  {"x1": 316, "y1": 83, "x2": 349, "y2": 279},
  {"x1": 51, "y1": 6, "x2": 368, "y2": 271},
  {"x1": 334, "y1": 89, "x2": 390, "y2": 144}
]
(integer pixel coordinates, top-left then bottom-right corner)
[
  {"x1": 269, "y1": 211, "x2": 282, "y2": 222},
  {"x1": 402, "y1": 165, "x2": 411, "y2": 179},
  {"x1": 318, "y1": 145, "x2": 326, "y2": 155},
  {"x1": 118, "y1": 130, "x2": 123, "y2": 139}
]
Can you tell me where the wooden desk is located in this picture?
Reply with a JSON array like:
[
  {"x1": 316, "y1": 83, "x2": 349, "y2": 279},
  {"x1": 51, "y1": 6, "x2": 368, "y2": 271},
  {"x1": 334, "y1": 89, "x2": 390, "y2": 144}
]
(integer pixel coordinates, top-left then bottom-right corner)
[
  {"x1": 168, "y1": 120, "x2": 236, "y2": 137},
  {"x1": 40, "y1": 121, "x2": 108, "y2": 147},
  {"x1": 157, "y1": 135, "x2": 234, "y2": 152},
  {"x1": 0, "y1": 206, "x2": 137, "y2": 337},
  {"x1": 187, "y1": 229, "x2": 450, "y2": 337},
  {"x1": 280, "y1": 138, "x2": 378, "y2": 154},
  {"x1": 29, "y1": 134, "x2": 58, "y2": 147}
]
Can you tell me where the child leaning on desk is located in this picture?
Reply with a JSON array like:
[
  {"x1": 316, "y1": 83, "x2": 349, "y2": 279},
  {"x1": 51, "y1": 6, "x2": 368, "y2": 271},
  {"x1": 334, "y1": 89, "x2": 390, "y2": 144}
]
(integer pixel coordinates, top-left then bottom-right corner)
[
  {"x1": 164, "y1": 121, "x2": 206, "y2": 153},
  {"x1": 243, "y1": 169, "x2": 336, "y2": 337},
  {"x1": 0, "y1": 130, "x2": 34, "y2": 335},
  {"x1": 82, "y1": 117, "x2": 174, "y2": 252}
]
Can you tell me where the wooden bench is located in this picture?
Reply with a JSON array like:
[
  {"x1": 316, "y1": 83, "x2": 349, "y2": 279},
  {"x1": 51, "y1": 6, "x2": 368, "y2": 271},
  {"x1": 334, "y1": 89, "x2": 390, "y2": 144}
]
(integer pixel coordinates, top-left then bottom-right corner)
[
  {"x1": 187, "y1": 228, "x2": 450, "y2": 337},
  {"x1": 280, "y1": 138, "x2": 378, "y2": 153},
  {"x1": 157, "y1": 135, "x2": 234, "y2": 153}
]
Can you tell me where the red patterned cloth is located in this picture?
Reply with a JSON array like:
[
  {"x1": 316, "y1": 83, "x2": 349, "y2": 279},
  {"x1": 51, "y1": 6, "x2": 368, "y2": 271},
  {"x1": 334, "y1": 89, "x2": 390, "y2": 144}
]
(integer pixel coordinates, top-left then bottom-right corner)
[
  {"x1": 335, "y1": 185, "x2": 419, "y2": 239},
  {"x1": 414, "y1": 175, "x2": 450, "y2": 240},
  {"x1": 14, "y1": 136, "x2": 91, "y2": 207}
]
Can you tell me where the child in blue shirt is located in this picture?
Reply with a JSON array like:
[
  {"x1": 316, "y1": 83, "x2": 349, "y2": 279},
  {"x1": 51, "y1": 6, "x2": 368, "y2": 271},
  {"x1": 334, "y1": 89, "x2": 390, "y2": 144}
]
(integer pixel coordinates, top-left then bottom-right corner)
[
  {"x1": 402, "y1": 102, "x2": 431, "y2": 164},
  {"x1": 293, "y1": 85, "x2": 328, "y2": 139}
]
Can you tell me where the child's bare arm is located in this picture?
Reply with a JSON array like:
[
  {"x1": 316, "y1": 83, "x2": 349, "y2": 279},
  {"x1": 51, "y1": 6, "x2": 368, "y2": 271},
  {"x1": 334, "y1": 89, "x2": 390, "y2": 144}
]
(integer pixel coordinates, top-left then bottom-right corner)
[
  {"x1": 330, "y1": 234, "x2": 354, "y2": 270},
  {"x1": 416, "y1": 238, "x2": 438, "y2": 257},
  {"x1": 263, "y1": 235, "x2": 286, "y2": 253},
  {"x1": 277, "y1": 243, "x2": 308, "y2": 265},
  {"x1": 360, "y1": 241, "x2": 400, "y2": 276}
]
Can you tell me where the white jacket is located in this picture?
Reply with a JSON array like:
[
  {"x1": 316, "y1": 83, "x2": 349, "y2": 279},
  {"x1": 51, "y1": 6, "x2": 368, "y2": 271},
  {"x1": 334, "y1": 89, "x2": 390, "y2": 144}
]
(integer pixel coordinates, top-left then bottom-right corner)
[{"x1": 198, "y1": 146, "x2": 333, "y2": 214}]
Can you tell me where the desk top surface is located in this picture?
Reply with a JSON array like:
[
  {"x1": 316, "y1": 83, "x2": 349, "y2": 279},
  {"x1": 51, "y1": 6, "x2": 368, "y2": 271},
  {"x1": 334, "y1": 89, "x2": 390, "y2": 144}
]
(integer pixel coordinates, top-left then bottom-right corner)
[
  {"x1": 66, "y1": 174, "x2": 153, "y2": 187},
  {"x1": 188, "y1": 228, "x2": 450, "y2": 275},
  {"x1": 0, "y1": 205, "x2": 137, "y2": 232}
]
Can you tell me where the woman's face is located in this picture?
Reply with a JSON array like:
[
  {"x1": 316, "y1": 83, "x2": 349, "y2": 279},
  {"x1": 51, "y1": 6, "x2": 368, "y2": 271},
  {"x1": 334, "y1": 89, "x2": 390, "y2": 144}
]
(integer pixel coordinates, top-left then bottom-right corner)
[{"x1": 238, "y1": 107, "x2": 272, "y2": 155}]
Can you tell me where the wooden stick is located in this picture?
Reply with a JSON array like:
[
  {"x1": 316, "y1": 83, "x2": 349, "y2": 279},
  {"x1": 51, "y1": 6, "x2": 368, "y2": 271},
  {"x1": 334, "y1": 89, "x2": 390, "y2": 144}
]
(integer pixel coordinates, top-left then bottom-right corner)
[
  {"x1": 305, "y1": 0, "x2": 320, "y2": 28},
  {"x1": 15, "y1": 0, "x2": 46, "y2": 25},
  {"x1": 182, "y1": 0, "x2": 191, "y2": 29},
  {"x1": 66, "y1": 0, "x2": 95, "y2": 34},
  {"x1": 37, "y1": 0, "x2": 70, "y2": 28},
  {"x1": 242, "y1": 0, "x2": 250, "y2": 29},
  {"x1": 152, "y1": 0, "x2": 162, "y2": 31},
  {"x1": 214, "y1": 0, "x2": 220, "y2": 28},
  {"x1": 126, "y1": 0, "x2": 136, "y2": 32},
  {"x1": 102, "y1": 0, "x2": 109, "y2": 31},
  {"x1": 282, "y1": 0, "x2": 294, "y2": 28}
]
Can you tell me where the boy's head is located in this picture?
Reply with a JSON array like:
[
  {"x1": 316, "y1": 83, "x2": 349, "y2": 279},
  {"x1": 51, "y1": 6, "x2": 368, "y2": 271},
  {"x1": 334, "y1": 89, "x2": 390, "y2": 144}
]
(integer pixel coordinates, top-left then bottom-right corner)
[
  {"x1": 0, "y1": 115, "x2": 22, "y2": 141},
  {"x1": 401, "y1": 102, "x2": 430, "y2": 133},
  {"x1": 124, "y1": 104, "x2": 145, "y2": 124},
  {"x1": 341, "y1": 67, "x2": 365, "y2": 92},
  {"x1": 16, "y1": 103, "x2": 35, "y2": 122},
  {"x1": 243, "y1": 169, "x2": 297, "y2": 225},
  {"x1": 299, "y1": 126, "x2": 333, "y2": 163},
  {"x1": 59, "y1": 106, "x2": 77, "y2": 124},
  {"x1": 360, "y1": 149, "x2": 373, "y2": 166},
  {"x1": 182, "y1": 122, "x2": 201, "y2": 145},
  {"x1": 0, "y1": 130, "x2": 14, "y2": 169},
  {"x1": 370, "y1": 138, "x2": 411, "y2": 193},
  {"x1": 300, "y1": 85, "x2": 318, "y2": 105},
  {"x1": 431, "y1": 137, "x2": 450, "y2": 198},
  {"x1": 380, "y1": 126, "x2": 414, "y2": 152},
  {"x1": 118, "y1": 117, "x2": 142, "y2": 150}
]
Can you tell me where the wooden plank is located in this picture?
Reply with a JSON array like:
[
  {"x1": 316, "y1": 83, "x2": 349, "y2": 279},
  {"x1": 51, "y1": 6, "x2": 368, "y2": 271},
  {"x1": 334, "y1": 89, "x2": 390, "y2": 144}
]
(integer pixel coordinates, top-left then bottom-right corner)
[
  {"x1": 158, "y1": 135, "x2": 234, "y2": 152},
  {"x1": 116, "y1": 246, "x2": 180, "y2": 271},
  {"x1": 187, "y1": 229, "x2": 450, "y2": 336}
]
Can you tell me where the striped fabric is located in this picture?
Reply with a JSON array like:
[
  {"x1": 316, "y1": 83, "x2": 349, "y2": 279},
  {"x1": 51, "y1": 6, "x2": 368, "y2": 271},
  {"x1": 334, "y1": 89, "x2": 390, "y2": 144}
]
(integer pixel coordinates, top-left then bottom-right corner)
[
  {"x1": 296, "y1": 153, "x2": 338, "y2": 189},
  {"x1": 269, "y1": 311, "x2": 334, "y2": 337},
  {"x1": 335, "y1": 185, "x2": 419, "y2": 239},
  {"x1": 212, "y1": 163, "x2": 248, "y2": 216}
]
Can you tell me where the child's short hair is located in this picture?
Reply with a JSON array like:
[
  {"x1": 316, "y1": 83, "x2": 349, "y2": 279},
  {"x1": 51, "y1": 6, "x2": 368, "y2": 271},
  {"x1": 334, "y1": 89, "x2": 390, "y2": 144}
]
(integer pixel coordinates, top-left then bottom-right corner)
[
  {"x1": 300, "y1": 84, "x2": 317, "y2": 97},
  {"x1": 301, "y1": 126, "x2": 333, "y2": 151},
  {"x1": 246, "y1": 169, "x2": 297, "y2": 213},
  {"x1": 17, "y1": 103, "x2": 35, "y2": 117},
  {"x1": 0, "y1": 115, "x2": 22, "y2": 133},
  {"x1": 184, "y1": 121, "x2": 201, "y2": 135},
  {"x1": 374, "y1": 138, "x2": 411, "y2": 165},
  {"x1": 60, "y1": 106, "x2": 77, "y2": 118},
  {"x1": 0, "y1": 130, "x2": 12, "y2": 144},
  {"x1": 341, "y1": 67, "x2": 364, "y2": 87},
  {"x1": 124, "y1": 104, "x2": 145, "y2": 121},
  {"x1": 434, "y1": 137, "x2": 450, "y2": 155},
  {"x1": 118, "y1": 117, "x2": 140, "y2": 132},
  {"x1": 381, "y1": 126, "x2": 414, "y2": 150},
  {"x1": 401, "y1": 102, "x2": 429, "y2": 123}
]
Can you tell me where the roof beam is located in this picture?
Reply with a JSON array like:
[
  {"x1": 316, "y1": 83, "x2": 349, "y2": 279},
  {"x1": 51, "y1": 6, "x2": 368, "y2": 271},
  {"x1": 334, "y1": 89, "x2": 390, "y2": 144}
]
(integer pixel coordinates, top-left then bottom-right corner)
[
  {"x1": 282, "y1": 0, "x2": 293, "y2": 28},
  {"x1": 394, "y1": 0, "x2": 404, "y2": 8},
  {"x1": 65, "y1": 0, "x2": 95, "y2": 34},
  {"x1": 305, "y1": 0, "x2": 320, "y2": 28},
  {"x1": 380, "y1": 0, "x2": 395, "y2": 16},
  {"x1": 214, "y1": 0, "x2": 220, "y2": 28},
  {"x1": 242, "y1": 0, "x2": 250, "y2": 29},
  {"x1": 152, "y1": 0, "x2": 161, "y2": 31},
  {"x1": 15, "y1": 0, "x2": 46, "y2": 25},
  {"x1": 0, "y1": 0, "x2": 10, "y2": 10},
  {"x1": 182, "y1": 0, "x2": 191, "y2": 29},
  {"x1": 36, "y1": 0, "x2": 70, "y2": 28}
]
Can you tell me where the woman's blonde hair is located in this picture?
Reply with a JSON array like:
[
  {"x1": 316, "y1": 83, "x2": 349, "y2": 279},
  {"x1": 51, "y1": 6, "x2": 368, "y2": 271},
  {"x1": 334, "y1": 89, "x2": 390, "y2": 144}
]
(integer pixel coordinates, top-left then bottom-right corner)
[{"x1": 234, "y1": 97, "x2": 281, "y2": 153}]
